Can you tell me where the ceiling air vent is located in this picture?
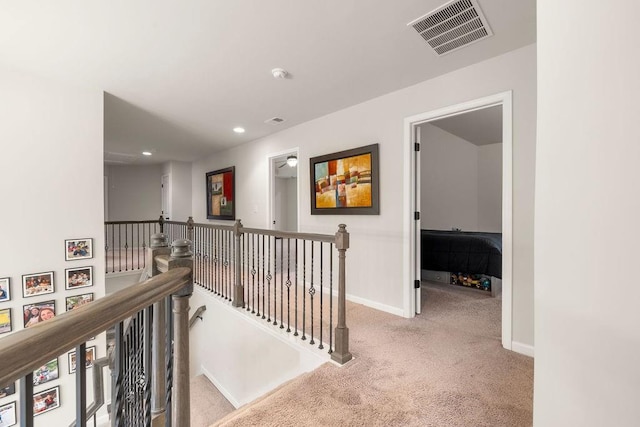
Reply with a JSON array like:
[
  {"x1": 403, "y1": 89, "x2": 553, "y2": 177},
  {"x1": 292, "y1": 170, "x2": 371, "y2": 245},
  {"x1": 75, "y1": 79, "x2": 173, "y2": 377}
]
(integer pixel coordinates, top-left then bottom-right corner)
[
  {"x1": 265, "y1": 117, "x2": 286, "y2": 125},
  {"x1": 408, "y1": 0, "x2": 493, "y2": 56}
]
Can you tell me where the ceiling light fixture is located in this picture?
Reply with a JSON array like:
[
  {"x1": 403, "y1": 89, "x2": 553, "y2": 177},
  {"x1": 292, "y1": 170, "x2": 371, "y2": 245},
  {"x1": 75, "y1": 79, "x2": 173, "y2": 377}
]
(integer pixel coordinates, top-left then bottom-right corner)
[
  {"x1": 286, "y1": 155, "x2": 298, "y2": 167},
  {"x1": 233, "y1": 127, "x2": 245, "y2": 134},
  {"x1": 142, "y1": 151, "x2": 152, "y2": 156}
]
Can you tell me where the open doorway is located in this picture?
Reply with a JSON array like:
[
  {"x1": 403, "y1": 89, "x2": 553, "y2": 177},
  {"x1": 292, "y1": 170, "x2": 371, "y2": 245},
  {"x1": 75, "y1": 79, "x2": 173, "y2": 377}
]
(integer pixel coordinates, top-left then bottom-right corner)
[
  {"x1": 268, "y1": 149, "x2": 299, "y2": 232},
  {"x1": 405, "y1": 91, "x2": 513, "y2": 350}
]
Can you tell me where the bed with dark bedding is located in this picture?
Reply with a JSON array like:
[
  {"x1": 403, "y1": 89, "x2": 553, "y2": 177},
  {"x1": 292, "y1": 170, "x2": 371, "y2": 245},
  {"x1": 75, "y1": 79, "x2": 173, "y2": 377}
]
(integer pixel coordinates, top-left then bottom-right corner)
[{"x1": 421, "y1": 229, "x2": 502, "y2": 294}]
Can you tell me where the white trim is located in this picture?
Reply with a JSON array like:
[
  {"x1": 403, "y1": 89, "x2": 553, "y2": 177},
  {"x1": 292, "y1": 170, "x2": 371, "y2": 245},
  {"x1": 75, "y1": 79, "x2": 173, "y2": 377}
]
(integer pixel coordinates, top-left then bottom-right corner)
[
  {"x1": 201, "y1": 365, "x2": 241, "y2": 409},
  {"x1": 511, "y1": 341, "x2": 534, "y2": 358},
  {"x1": 96, "y1": 414, "x2": 111, "y2": 427},
  {"x1": 266, "y1": 148, "x2": 300, "y2": 231},
  {"x1": 345, "y1": 293, "x2": 405, "y2": 317},
  {"x1": 403, "y1": 91, "x2": 514, "y2": 350}
]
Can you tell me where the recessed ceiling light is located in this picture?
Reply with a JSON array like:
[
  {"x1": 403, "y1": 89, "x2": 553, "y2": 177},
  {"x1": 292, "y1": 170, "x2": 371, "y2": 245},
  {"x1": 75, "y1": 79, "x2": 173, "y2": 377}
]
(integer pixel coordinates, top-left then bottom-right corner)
[
  {"x1": 142, "y1": 151, "x2": 152, "y2": 156},
  {"x1": 233, "y1": 127, "x2": 245, "y2": 134}
]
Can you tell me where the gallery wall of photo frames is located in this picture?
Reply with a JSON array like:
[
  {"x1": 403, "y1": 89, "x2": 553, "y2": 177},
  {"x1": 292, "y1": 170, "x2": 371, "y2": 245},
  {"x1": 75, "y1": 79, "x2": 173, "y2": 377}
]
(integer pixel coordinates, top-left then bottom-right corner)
[{"x1": 0, "y1": 237, "x2": 99, "y2": 425}]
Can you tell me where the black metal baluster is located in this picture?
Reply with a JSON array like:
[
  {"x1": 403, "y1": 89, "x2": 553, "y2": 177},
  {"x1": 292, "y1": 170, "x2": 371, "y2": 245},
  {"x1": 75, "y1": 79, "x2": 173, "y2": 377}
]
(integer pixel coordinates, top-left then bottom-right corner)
[
  {"x1": 20, "y1": 374, "x2": 34, "y2": 427},
  {"x1": 144, "y1": 306, "x2": 152, "y2": 426},
  {"x1": 329, "y1": 244, "x2": 334, "y2": 354},
  {"x1": 280, "y1": 237, "x2": 284, "y2": 328},
  {"x1": 302, "y1": 240, "x2": 306, "y2": 341},
  {"x1": 125, "y1": 223, "x2": 129, "y2": 272},
  {"x1": 261, "y1": 235, "x2": 266, "y2": 319},
  {"x1": 118, "y1": 224, "x2": 122, "y2": 272},
  {"x1": 252, "y1": 234, "x2": 260, "y2": 315},
  {"x1": 294, "y1": 239, "x2": 299, "y2": 336},
  {"x1": 319, "y1": 242, "x2": 324, "y2": 350},
  {"x1": 105, "y1": 224, "x2": 109, "y2": 274},
  {"x1": 286, "y1": 238, "x2": 291, "y2": 333},
  {"x1": 267, "y1": 236, "x2": 272, "y2": 323},
  {"x1": 165, "y1": 295, "x2": 173, "y2": 427},
  {"x1": 113, "y1": 321, "x2": 124, "y2": 427},
  {"x1": 142, "y1": 223, "x2": 147, "y2": 269},
  {"x1": 76, "y1": 342, "x2": 87, "y2": 427},
  {"x1": 214, "y1": 229, "x2": 218, "y2": 295},
  {"x1": 243, "y1": 233, "x2": 247, "y2": 309},
  {"x1": 309, "y1": 241, "x2": 315, "y2": 345},
  {"x1": 273, "y1": 236, "x2": 278, "y2": 326}
]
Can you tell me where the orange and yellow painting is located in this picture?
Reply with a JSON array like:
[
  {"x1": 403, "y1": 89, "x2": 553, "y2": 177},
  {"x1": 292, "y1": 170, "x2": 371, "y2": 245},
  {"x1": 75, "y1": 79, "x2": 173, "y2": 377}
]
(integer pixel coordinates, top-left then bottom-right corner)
[{"x1": 314, "y1": 153, "x2": 372, "y2": 209}]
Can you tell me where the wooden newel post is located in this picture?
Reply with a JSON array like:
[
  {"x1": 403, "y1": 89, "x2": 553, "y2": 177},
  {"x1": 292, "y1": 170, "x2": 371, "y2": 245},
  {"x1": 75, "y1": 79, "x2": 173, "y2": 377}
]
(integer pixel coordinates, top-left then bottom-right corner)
[
  {"x1": 168, "y1": 239, "x2": 194, "y2": 427},
  {"x1": 148, "y1": 234, "x2": 170, "y2": 419},
  {"x1": 232, "y1": 219, "x2": 244, "y2": 308},
  {"x1": 187, "y1": 216, "x2": 194, "y2": 242},
  {"x1": 332, "y1": 224, "x2": 353, "y2": 364}
]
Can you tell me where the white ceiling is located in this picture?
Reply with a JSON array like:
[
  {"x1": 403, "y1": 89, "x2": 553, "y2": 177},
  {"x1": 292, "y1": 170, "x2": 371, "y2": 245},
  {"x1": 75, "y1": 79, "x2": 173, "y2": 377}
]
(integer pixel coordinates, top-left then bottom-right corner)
[
  {"x1": 0, "y1": 1, "x2": 535, "y2": 164},
  {"x1": 430, "y1": 105, "x2": 503, "y2": 146}
]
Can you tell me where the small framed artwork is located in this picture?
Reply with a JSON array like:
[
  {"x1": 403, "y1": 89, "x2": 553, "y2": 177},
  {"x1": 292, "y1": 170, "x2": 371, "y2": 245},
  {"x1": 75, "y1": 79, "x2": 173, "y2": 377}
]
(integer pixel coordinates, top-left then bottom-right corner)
[
  {"x1": 310, "y1": 143, "x2": 380, "y2": 215},
  {"x1": 206, "y1": 166, "x2": 235, "y2": 220},
  {"x1": 22, "y1": 272, "x2": 54, "y2": 298},
  {"x1": 0, "y1": 401, "x2": 17, "y2": 427},
  {"x1": 0, "y1": 383, "x2": 15, "y2": 399},
  {"x1": 33, "y1": 386, "x2": 60, "y2": 416},
  {"x1": 0, "y1": 308, "x2": 11, "y2": 335},
  {"x1": 33, "y1": 358, "x2": 59, "y2": 386},
  {"x1": 0, "y1": 278, "x2": 10, "y2": 302},
  {"x1": 23, "y1": 300, "x2": 55, "y2": 329},
  {"x1": 66, "y1": 293, "x2": 94, "y2": 311},
  {"x1": 65, "y1": 267, "x2": 93, "y2": 290},
  {"x1": 65, "y1": 238, "x2": 93, "y2": 261},
  {"x1": 68, "y1": 346, "x2": 96, "y2": 374}
]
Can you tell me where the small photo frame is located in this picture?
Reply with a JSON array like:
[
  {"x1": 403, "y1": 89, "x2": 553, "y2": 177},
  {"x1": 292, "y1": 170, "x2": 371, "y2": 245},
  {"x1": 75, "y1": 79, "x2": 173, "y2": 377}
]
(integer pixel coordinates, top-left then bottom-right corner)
[
  {"x1": 65, "y1": 238, "x2": 93, "y2": 261},
  {"x1": 23, "y1": 300, "x2": 55, "y2": 329},
  {"x1": 65, "y1": 267, "x2": 93, "y2": 290},
  {"x1": 66, "y1": 293, "x2": 94, "y2": 311},
  {"x1": 22, "y1": 272, "x2": 54, "y2": 298},
  {"x1": 68, "y1": 346, "x2": 96, "y2": 374},
  {"x1": 0, "y1": 278, "x2": 10, "y2": 302},
  {"x1": 0, "y1": 383, "x2": 15, "y2": 399},
  {"x1": 33, "y1": 386, "x2": 60, "y2": 417},
  {"x1": 0, "y1": 308, "x2": 11, "y2": 335},
  {"x1": 0, "y1": 401, "x2": 17, "y2": 427},
  {"x1": 33, "y1": 358, "x2": 59, "y2": 386}
]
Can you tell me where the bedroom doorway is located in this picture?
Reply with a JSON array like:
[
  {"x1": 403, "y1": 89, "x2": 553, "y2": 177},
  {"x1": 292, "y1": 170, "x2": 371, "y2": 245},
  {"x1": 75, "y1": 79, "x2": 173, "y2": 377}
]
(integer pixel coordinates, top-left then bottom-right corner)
[
  {"x1": 267, "y1": 149, "x2": 299, "y2": 232},
  {"x1": 404, "y1": 91, "x2": 514, "y2": 351}
]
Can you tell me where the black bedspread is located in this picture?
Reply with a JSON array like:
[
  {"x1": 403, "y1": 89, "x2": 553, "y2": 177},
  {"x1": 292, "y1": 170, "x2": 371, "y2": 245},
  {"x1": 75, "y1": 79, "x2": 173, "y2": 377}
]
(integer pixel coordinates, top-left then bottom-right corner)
[{"x1": 421, "y1": 230, "x2": 502, "y2": 279}]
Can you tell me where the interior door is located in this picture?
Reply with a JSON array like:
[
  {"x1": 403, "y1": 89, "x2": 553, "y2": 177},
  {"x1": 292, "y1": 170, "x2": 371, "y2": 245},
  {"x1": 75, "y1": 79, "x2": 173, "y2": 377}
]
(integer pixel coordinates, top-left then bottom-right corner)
[{"x1": 161, "y1": 174, "x2": 170, "y2": 220}]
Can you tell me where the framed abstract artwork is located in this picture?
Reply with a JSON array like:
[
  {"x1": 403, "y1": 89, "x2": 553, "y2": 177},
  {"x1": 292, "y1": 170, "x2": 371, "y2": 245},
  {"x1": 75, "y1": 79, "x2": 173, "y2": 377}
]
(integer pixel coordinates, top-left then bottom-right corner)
[
  {"x1": 310, "y1": 143, "x2": 380, "y2": 215},
  {"x1": 206, "y1": 166, "x2": 235, "y2": 220}
]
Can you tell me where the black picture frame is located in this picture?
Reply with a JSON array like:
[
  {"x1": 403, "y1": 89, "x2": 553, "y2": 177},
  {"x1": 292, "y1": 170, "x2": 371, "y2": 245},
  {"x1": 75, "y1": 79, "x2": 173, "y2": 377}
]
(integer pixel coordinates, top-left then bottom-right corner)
[
  {"x1": 22, "y1": 271, "x2": 54, "y2": 298},
  {"x1": 33, "y1": 385, "x2": 60, "y2": 416},
  {"x1": 206, "y1": 166, "x2": 236, "y2": 220},
  {"x1": 0, "y1": 400, "x2": 17, "y2": 426},
  {"x1": 65, "y1": 238, "x2": 93, "y2": 261},
  {"x1": 0, "y1": 308, "x2": 11, "y2": 335},
  {"x1": 310, "y1": 143, "x2": 380, "y2": 215},
  {"x1": 0, "y1": 277, "x2": 10, "y2": 303},
  {"x1": 64, "y1": 266, "x2": 93, "y2": 290}
]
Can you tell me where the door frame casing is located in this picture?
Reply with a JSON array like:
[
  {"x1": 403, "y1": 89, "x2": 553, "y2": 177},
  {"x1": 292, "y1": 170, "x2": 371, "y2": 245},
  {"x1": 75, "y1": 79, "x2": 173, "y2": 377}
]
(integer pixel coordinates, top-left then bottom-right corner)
[
  {"x1": 267, "y1": 148, "x2": 300, "y2": 231},
  {"x1": 403, "y1": 91, "x2": 513, "y2": 350}
]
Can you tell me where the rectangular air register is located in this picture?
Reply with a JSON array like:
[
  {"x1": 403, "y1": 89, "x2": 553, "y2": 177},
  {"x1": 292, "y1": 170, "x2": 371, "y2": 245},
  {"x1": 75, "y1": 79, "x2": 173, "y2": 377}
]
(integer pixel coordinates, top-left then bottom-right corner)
[{"x1": 407, "y1": 0, "x2": 493, "y2": 56}]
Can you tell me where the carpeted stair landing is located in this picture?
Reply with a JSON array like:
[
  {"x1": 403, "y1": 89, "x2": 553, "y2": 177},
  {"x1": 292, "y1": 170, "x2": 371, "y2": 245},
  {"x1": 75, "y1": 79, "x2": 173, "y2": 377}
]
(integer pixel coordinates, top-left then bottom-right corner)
[{"x1": 195, "y1": 281, "x2": 533, "y2": 426}]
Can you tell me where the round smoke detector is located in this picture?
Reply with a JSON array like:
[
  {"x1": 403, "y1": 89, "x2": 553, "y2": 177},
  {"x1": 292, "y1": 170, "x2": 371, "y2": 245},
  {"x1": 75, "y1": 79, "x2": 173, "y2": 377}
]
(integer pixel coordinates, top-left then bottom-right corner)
[{"x1": 271, "y1": 68, "x2": 288, "y2": 79}]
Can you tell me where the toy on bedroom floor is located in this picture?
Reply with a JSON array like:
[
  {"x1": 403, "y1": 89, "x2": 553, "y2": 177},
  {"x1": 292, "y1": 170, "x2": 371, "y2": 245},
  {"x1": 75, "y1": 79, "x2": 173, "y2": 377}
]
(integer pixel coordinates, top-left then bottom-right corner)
[{"x1": 450, "y1": 273, "x2": 491, "y2": 292}]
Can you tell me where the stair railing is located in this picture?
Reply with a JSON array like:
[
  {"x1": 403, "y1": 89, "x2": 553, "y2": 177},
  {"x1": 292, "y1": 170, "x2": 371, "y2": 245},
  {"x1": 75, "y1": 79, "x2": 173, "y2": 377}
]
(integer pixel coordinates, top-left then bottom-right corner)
[{"x1": 0, "y1": 240, "x2": 193, "y2": 427}]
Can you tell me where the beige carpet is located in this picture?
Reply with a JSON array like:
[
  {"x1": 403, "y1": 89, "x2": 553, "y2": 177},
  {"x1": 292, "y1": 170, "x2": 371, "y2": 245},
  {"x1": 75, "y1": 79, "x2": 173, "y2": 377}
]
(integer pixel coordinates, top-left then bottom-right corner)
[
  {"x1": 190, "y1": 375, "x2": 235, "y2": 427},
  {"x1": 206, "y1": 281, "x2": 533, "y2": 426}
]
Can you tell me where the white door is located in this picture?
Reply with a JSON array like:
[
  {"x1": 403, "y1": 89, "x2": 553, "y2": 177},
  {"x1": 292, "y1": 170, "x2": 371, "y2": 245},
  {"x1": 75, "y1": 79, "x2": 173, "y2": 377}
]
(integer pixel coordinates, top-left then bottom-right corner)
[{"x1": 161, "y1": 174, "x2": 171, "y2": 220}]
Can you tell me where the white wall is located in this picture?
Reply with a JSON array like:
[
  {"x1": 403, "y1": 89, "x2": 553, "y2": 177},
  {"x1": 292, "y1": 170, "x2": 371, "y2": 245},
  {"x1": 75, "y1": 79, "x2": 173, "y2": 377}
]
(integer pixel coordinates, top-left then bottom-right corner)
[
  {"x1": 106, "y1": 164, "x2": 162, "y2": 221},
  {"x1": 192, "y1": 44, "x2": 536, "y2": 346},
  {"x1": 477, "y1": 143, "x2": 502, "y2": 232},
  {"x1": 419, "y1": 123, "x2": 479, "y2": 231},
  {"x1": 189, "y1": 288, "x2": 326, "y2": 407},
  {"x1": 162, "y1": 161, "x2": 192, "y2": 222},
  {"x1": 534, "y1": 2, "x2": 640, "y2": 425},
  {"x1": 0, "y1": 66, "x2": 105, "y2": 426}
]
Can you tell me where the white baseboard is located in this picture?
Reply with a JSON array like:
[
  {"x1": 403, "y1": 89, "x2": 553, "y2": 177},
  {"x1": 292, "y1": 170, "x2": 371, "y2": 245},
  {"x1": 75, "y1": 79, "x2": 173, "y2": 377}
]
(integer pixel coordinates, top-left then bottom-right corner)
[
  {"x1": 345, "y1": 293, "x2": 404, "y2": 317},
  {"x1": 201, "y1": 366, "x2": 241, "y2": 409},
  {"x1": 511, "y1": 341, "x2": 534, "y2": 357}
]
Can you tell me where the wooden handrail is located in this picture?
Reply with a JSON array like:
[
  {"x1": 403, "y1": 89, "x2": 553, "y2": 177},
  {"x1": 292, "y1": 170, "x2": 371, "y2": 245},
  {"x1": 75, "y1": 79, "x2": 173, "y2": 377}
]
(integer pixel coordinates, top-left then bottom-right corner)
[
  {"x1": 0, "y1": 267, "x2": 191, "y2": 387},
  {"x1": 104, "y1": 219, "x2": 161, "y2": 225}
]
